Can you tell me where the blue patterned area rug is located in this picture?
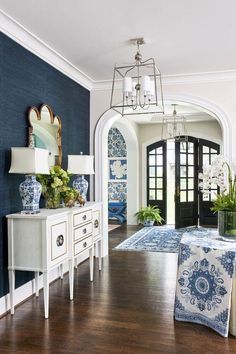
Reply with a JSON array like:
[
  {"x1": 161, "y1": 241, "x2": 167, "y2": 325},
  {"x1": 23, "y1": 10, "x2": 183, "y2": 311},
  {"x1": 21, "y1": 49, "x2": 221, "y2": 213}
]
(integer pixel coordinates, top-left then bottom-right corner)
[{"x1": 114, "y1": 226, "x2": 213, "y2": 253}]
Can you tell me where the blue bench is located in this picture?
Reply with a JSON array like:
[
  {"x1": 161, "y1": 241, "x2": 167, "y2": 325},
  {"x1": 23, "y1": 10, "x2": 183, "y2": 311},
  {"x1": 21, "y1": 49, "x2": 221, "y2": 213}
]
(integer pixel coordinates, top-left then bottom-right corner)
[{"x1": 108, "y1": 202, "x2": 127, "y2": 224}]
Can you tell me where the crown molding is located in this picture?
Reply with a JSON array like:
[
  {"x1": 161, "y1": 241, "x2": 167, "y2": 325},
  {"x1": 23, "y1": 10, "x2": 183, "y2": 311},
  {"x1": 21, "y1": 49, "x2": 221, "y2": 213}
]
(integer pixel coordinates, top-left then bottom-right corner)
[
  {"x1": 163, "y1": 70, "x2": 236, "y2": 85},
  {"x1": 0, "y1": 10, "x2": 93, "y2": 91},
  {"x1": 1, "y1": 9, "x2": 236, "y2": 93},
  {"x1": 92, "y1": 70, "x2": 236, "y2": 91}
]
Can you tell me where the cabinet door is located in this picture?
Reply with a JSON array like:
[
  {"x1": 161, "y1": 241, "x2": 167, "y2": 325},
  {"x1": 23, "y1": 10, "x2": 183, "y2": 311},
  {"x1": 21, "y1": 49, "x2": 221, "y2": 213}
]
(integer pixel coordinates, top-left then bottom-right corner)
[
  {"x1": 49, "y1": 217, "x2": 68, "y2": 266},
  {"x1": 93, "y1": 210, "x2": 101, "y2": 239}
]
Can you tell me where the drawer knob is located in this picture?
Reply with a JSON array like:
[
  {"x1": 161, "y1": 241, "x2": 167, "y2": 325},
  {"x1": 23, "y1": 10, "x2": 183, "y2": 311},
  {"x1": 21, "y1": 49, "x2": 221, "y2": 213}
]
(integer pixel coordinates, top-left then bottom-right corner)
[
  {"x1": 83, "y1": 241, "x2": 87, "y2": 248},
  {"x1": 56, "y1": 235, "x2": 64, "y2": 247},
  {"x1": 82, "y1": 215, "x2": 87, "y2": 221},
  {"x1": 83, "y1": 228, "x2": 87, "y2": 234},
  {"x1": 94, "y1": 219, "x2": 99, "y2": 228}
]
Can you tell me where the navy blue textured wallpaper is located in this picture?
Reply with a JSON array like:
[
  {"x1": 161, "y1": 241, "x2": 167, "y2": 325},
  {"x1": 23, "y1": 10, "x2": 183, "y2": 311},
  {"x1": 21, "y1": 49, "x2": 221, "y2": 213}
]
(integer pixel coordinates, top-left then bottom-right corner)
[{"x1": 0, "y1": 33, "x2": 90, "y2": 297}]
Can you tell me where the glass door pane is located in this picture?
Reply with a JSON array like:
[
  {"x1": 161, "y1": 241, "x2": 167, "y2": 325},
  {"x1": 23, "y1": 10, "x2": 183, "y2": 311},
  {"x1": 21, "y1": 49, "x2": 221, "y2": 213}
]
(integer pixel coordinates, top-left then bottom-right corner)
[
  {"x1": 175, "y1": 137, "x2": 198, "y2": 228},
  {"x1": 147, "y1": 140, "x2": 167, "y2": 224}
]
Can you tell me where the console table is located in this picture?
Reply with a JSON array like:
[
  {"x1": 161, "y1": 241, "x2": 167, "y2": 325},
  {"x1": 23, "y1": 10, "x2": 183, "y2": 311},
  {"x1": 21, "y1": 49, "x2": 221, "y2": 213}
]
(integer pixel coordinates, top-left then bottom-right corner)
[{"x1": 7, "y1": 202, "x2": 102, "y2": 318}]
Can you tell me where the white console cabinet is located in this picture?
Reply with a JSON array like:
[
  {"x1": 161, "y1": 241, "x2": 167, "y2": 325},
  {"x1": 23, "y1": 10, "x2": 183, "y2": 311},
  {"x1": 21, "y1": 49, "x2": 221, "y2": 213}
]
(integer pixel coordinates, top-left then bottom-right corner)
[{"x1": 7, "y1": 202, "x2": 102, "y2": 318}]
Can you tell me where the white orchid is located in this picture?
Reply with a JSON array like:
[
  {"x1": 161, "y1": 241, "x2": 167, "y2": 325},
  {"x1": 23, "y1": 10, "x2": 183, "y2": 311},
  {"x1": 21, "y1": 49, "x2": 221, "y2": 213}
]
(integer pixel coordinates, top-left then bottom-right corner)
[{"x1": 199, "y1": 155, "x2": 236, "y2": 212}]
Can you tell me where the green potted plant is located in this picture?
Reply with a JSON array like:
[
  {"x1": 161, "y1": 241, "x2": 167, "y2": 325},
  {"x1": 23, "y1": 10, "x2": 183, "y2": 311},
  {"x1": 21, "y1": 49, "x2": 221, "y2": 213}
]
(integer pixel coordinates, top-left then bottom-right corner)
[
  {"x1": 37, "y1": 165, "x2": 79, "y2": 208},
  {"x1": 135, "y1": 205, "x2": 163, "y2": 227},
  {"x1": 199, "y1": 155, "x2": 236, "y2": 236}
]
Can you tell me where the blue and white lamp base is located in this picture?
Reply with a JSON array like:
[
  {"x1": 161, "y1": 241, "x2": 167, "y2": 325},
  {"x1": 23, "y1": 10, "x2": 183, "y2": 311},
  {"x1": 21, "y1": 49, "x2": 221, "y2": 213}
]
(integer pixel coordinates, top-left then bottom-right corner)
[
  {"x1": 73, "y1": 175, "x2": 88, "y2": 201},
  {"x1": 19, "y1": 175, "x2": 42, "y2": 214}
]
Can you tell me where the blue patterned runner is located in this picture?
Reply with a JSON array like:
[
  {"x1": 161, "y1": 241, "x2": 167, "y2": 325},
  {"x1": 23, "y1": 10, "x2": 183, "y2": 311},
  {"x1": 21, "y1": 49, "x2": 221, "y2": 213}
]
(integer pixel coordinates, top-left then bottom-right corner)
[{"x1": 115, "y1": 226, "x2": 213, "y2": 253}]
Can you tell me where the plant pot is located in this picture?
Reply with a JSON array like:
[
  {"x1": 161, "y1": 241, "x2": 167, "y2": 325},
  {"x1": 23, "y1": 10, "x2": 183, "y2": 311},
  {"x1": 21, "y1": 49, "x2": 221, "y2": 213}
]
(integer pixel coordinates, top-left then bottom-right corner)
[
  {"x1": 45, "y1": 190, "x2": 61, "y2": 209},
  {"x1": 218, "y1": 211, "x2": 236, "y2": 236},
  {"x1": 143, "y1": 220, "x2": 155, "y2": 227}
]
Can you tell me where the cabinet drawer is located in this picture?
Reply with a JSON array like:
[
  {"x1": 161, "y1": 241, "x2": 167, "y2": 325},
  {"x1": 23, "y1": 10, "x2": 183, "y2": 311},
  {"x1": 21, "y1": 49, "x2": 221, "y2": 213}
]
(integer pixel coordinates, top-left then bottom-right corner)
[
  {"x1": 74, "y1": 235, "x2": 92, "y2": 256},
  {"x1": 74, "y1": 222, "x2": 93, "y2": 242},
  {"x1": 51, "y1": 221, "x2": 67, "y2": 262},
  {"x1": 73, "y1": 209, "x2": 92, "y2": 227},
  {"x1": 93, "y1": 210, "x2": 100, "y2": 237}
]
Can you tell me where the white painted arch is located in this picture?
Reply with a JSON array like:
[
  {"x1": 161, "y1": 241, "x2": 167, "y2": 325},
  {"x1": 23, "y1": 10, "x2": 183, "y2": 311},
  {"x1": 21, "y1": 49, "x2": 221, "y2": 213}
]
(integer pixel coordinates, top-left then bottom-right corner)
[
  {"x1": 94, "y1": 109, "x2": 139, "y2": 256},
  {"x1": 94, "y1": 94, "x2": 232, "y2": 256},
  {"x1": 164, "y1": 93, "x2": 232, "y2": 158}
]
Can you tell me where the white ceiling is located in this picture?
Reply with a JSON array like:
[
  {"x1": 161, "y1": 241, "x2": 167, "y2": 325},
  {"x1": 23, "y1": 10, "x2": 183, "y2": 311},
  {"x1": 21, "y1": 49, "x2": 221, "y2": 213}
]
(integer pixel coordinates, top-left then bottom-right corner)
[{"x1": 0, "y1": 0, "x2": 236, "y2": 82}]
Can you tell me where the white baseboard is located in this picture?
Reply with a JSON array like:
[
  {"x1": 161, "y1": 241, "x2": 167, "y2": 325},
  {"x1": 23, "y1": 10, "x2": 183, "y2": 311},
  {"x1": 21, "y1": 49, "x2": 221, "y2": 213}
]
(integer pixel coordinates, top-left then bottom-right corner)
[{"x1": 0, "y1": 252, "x2": 90, "y2": 317}]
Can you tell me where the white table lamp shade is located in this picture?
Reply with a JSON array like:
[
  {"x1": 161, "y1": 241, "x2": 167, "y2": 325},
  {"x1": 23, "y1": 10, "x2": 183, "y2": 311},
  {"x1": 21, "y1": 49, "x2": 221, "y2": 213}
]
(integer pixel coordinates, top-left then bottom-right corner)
[
  {"x1": 67, "y1": 155, "x2": 94, "y2": 175},
  {"x1": 9, "y1": 147, "x2": 50, "y2": 174}
]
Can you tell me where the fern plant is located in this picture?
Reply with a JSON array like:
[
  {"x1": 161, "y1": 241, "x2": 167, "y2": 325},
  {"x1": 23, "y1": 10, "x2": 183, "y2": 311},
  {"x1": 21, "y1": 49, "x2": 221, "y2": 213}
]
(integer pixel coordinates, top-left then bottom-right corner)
[{"x1": 135, "y1": 205, "x2": 163, "y2": 225}]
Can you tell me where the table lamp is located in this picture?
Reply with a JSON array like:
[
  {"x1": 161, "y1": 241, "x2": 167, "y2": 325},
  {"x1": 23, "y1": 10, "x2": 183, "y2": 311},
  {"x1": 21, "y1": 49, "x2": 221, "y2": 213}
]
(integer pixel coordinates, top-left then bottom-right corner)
[
  {"x1": 67, "y1": 154, "x2": 94, "y2": 201},
  {"x1": 9, "y1": 147, "x2": 50, "y2": 214}
]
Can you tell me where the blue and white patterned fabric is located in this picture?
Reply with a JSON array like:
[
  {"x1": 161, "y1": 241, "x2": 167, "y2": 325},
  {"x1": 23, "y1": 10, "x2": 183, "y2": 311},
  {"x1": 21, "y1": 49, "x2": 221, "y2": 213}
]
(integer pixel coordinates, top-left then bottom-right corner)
[{"x1": 175, "y1": 231, "x2": 236, "y2": 337}]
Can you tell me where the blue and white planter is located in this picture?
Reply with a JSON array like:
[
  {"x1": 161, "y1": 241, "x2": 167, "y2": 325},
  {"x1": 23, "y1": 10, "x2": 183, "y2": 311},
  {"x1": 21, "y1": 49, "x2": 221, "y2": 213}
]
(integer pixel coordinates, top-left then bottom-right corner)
[
  {"x1": 143, "y1": 220, "x2": 155, "y2": 227},
  {"x1": 19, "y1": 175, "x2": 42, "y2": 213}
]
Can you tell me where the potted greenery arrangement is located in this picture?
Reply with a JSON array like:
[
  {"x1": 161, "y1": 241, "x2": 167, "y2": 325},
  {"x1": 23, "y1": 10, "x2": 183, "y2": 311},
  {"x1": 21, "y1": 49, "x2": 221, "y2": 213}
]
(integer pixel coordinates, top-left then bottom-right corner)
[
  {"x1": 37, "y1": 165, "x2": 80, "y2": 208},
  {"x1": 135, "y1": 205, "x2": 163, "y2": 227},
  {"x1": 199, "y1": 155, "x2": 236, "y2": 236}
]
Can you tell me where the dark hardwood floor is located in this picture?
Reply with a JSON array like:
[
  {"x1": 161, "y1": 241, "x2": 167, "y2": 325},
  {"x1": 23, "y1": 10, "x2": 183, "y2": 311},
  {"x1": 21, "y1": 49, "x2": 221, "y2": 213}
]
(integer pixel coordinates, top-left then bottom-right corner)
[{"x1": 0, "y1": 225, "x2": 236, "y2": 353}]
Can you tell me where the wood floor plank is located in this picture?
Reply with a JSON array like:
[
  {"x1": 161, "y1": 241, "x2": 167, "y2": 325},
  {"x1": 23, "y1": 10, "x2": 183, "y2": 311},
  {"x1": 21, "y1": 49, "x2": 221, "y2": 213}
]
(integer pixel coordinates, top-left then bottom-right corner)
[{"x1": 0, "y1": 224, "x2": 235, "y2": 353}]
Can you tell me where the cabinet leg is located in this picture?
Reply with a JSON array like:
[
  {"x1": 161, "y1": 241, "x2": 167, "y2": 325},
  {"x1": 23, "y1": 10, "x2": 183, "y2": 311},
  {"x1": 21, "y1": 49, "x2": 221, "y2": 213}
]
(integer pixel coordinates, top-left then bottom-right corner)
[
  {"x1": 98, "y1": 240, "x2": 102, "y2": 271},
  {"x1": 35, "y1": 272, "x2": 39, "y2": 297},
  {"x1": 43, "y1": 272, "x2": 49, "y2": 319},
  {"x1": 74, "y1": 258, "x2": 78, "y2": 269},
  {"x1": 69, "y1": 259, "x2": 74, "y2": 301},
  {"x1": 8, "y1": 270, "x2": 15, "y2": 315},
  {"x1": 60, "y1": 264, "x2": 63, "y2": 279},
  {"x1": 89, "y1": 247, "x2": 94, "y2": 282}
]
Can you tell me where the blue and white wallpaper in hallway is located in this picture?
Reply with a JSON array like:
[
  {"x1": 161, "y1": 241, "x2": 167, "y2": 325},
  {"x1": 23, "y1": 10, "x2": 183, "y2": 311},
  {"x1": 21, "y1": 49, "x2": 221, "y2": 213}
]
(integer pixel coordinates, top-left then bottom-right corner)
[
  {"x1": 108, "y1": 128, "x2": 127, "y2": 158},
  {"x1": 108, "y1": 128, "x2": 127, "y2": 202}
]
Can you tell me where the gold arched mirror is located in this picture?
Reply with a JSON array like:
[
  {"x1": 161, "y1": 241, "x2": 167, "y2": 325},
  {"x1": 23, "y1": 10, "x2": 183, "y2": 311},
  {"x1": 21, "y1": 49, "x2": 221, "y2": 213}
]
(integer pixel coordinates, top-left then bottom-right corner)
[{"x1": 28, "y1": 104, "x2": 62, "y2": 166}]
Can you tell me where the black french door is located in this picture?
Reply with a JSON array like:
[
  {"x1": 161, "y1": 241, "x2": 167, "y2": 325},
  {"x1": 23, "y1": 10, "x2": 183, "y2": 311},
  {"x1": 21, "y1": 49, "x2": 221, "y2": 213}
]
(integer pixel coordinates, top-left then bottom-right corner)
[
  {"x1": 199, "y1": 139, "x2": 220, "y2": 226},
  {"x1": 146, "y1": 137, "x2": 220, "y2": 228},
  {"x1": 147, "y1": 140, "x2": 167, "y2": 224},
  {"x1": 175, "y1": 138, "x2": 198, "y2": 228}
]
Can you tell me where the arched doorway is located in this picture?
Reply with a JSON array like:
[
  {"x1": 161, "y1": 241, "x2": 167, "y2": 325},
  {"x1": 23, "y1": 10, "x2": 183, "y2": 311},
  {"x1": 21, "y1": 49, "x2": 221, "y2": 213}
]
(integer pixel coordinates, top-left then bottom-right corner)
[
  {"x1": 94, "y1": 111, "x2": 139, "y2": 256},
  {"x1": 94, "y1": 96, "x2": 231, "y2": 256}
]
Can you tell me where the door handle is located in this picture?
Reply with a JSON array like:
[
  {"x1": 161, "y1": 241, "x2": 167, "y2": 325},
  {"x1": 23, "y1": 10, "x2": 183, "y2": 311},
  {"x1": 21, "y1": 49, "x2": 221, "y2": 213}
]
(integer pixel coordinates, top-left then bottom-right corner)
[{"x1": 176, "y1": 186, "x2": 180, "y2": 198}]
